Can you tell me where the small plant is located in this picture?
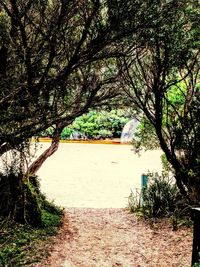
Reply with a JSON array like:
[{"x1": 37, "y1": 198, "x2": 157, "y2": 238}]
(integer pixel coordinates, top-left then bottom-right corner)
[{"x1": 128, "y1": 189, "x2": 143, "y2": 213}]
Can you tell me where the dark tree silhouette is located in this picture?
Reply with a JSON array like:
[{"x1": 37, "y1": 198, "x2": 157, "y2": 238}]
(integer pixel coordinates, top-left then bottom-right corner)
[{"x1": 0, "y1": 0, "x2": 147, "y2": 224}]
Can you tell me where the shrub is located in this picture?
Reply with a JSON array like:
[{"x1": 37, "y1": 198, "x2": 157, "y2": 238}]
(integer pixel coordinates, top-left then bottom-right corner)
[
  {"x1": 128, "y1": 172, "x2": 190, "y2": 229},
  {"x1": 60, "y1": 127, "x2": 74, "y2": 140},
  {"x1": 98, "y1": 129, "x2": 113, "y2": 138}
]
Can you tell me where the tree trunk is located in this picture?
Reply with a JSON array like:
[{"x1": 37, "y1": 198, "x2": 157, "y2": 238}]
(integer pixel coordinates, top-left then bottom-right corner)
[
  {"x1": 0, "y1": 173, "x2": 42, "y2": 226},
  {"x1": 187, "y1": 179, "x2": 200, "y2": 206},
  {"x1": 175, "y1": 170, "x2": 200, "y2": 206},
  {"x1": 26, "y1": 132, "x2": 61, "y2": 176}
]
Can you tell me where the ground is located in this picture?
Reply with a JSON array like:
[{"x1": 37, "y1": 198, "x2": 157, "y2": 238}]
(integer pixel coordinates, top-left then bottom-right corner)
[
  {"x1": 33, "y1": 143, "x2": 192, "y2": 266},
  {"x1": 35, "y1": 208, "x2": 192, "y2": 267},
  {"x1": 37, "y1": 143, "x2": 162, "y2": 208}
]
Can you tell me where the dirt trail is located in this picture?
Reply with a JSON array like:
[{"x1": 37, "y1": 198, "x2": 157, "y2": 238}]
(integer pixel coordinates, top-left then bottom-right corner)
[{"x1": 36, "y1": 208, "x2": 192, "y2": 267}]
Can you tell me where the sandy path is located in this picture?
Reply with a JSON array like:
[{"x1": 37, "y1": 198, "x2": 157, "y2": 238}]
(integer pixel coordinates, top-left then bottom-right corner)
[{"x1": 37, "y1": 208, "x2": 192, "y2": 267}]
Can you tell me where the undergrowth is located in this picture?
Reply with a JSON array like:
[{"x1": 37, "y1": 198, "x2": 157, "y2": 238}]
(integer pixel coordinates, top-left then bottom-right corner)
[
  {"x1": 0, "y1": 173, "x2": 63, "y2": 266},
  {"x1": 128, "y1": 172, "x2": 192, "y2": 230},
  {"x1": 0, "y1": 207, "x2": 63, "y2": 266}
]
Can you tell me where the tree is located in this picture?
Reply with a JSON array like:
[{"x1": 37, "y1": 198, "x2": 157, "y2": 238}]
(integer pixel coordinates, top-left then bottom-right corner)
[
  {"x1": 0, "y1": 0, "x2": 135, "y2": 172},
  {"x1": 0, "y1": 0, "x2": 151, "y2": 224},
  {"x1": 119, "y1": 0, "x2": 200, "y2": 204}
]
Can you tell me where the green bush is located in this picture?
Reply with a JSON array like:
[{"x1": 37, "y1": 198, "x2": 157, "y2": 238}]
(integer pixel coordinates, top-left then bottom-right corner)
[
  {"x1": 60, "y1": 126, "x2": 74, "y2": 140},
  {"x1": 128, "y1": 172, "x2": 190, "y2": 229},
  {"x1": 98, "y1": 129, "x2": 113, "y2": 138},
  {"x1": 40, "y1": 109, "x2": 132, "y2": 140},
  {"x1": 67, "y1": 109, "x2": 128, "y2": 139},
  {"x1": 142, "y1": 173, "x2": 182, "y2": 217}
]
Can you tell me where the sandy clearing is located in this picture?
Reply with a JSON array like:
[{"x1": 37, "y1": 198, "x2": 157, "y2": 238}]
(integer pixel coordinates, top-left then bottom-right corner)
[{"x1": 37, "y1": 143, "x2": 163, "y2": 208}]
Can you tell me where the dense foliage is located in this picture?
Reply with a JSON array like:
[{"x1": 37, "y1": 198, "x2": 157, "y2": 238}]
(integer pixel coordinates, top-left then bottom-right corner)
[
  {"x1": 41, "y1": 109, "x2": 132, "y2": 139},
  {"x1": 0, "y1": 0, "x2": 153, "y2": 179}
]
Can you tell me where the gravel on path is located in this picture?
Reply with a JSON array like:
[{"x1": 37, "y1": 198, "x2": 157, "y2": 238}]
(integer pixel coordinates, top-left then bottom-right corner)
[{"x1": 36, "y1": 208, "x2": 192, "y2": 267}]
